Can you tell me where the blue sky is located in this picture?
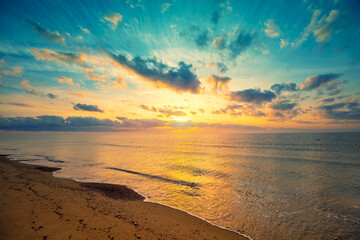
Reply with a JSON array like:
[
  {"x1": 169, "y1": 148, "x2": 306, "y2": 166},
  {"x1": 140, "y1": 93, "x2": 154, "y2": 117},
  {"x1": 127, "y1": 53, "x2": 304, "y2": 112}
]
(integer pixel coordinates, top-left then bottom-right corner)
[{"x1": 0, "y1": 0, "x2": 359, "y2": 132}]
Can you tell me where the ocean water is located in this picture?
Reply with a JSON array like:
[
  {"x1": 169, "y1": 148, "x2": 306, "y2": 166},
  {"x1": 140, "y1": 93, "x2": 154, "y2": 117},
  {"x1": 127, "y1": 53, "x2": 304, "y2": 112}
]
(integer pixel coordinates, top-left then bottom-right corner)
[{"x1": 1, "y1": 132, "x2": 359, "y2": 239}]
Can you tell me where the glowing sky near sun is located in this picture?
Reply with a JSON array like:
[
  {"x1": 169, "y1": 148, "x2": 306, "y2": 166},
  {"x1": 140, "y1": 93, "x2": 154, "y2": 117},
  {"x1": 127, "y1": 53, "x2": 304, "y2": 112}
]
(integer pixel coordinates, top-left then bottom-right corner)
[{"x1": 0, "y1": 0, "x2": 359, "y2": 132}]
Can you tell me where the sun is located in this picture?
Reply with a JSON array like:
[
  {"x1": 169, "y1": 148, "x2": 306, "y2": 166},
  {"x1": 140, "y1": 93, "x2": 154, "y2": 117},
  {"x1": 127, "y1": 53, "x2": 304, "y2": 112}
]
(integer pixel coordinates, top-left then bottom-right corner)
[{"x1": 172, "y1": 116, "x2": 188, "y2": 122}]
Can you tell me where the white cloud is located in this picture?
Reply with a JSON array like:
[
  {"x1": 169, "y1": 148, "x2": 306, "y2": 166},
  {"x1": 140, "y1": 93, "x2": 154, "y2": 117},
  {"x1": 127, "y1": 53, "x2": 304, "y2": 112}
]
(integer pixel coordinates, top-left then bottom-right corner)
[
  {"x1": 161, "y1": 3, "x2": 171, "y2": 13},
  {"x1": 264, "y1": 19, "x2": 281, "y2": 38},
  {"x1": 293, "y1": 9, "x2": 340, "y2": 47},
  {"x1": 262, "y1": 49, "x2": 270, "y2": 55},
  {"x1": 103, "y1": 13, "x2": 123, "y2": 30},
  {"x1": 220, "y1": 0, "x2": 233, "y2": 12},
  {"x1": 313, "y1": 10, "x2": 339, "y2": 42},
  {"x1": 79, "y1": 26, "x2": 91, "y2": 35},
  {"x1": 280, "y1": 39, "x2": 289, "y2": 48}
]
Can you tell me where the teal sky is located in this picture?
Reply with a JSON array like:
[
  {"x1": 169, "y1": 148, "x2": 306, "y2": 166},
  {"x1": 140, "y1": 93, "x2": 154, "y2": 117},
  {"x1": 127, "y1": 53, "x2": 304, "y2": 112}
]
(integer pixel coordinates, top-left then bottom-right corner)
[{"x1": 0, "y1": 0, "x2": 359, "y2": 132}]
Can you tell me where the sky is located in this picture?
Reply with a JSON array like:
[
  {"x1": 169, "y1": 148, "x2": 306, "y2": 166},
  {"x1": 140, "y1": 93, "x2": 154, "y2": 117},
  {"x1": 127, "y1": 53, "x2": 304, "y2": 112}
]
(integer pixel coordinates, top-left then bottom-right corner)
[{"x1": 0, "y1": 0, "x2": 359, "y2": 133}]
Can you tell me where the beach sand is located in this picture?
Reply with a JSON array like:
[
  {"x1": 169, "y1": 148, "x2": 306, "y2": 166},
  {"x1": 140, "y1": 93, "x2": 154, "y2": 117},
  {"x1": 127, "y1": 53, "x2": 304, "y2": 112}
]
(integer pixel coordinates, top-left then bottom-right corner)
[{"x1": 0, "y1": 155, "x2": 247, "y2": 240}]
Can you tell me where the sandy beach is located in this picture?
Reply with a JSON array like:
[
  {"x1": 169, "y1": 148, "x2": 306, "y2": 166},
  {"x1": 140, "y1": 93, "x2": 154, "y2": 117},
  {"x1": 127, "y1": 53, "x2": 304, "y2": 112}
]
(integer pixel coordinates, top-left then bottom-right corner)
[{"x1": 0, "y1": 155, "x2": 247, "y2": 240}]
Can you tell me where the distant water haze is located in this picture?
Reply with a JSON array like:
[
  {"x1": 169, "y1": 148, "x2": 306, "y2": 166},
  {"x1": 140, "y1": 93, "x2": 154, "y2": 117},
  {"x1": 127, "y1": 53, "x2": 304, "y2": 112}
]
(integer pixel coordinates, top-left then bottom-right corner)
[{"x1": 1, "y1": 132, "x2": 359, "y2": 239}]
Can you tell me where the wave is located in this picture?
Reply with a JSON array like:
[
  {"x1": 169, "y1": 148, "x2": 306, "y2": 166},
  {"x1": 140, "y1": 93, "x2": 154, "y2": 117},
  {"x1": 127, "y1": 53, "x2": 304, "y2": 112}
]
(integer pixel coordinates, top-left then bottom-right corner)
[
  {"x1": 15, "y1": 159, "x2": 41, "y2": 162},
  {"x1": 228, "y1": 154, "x2": 360, "y2": 168},
  {"x1": 169, "y1": 164, "x2": 230, "y2": 179},
  {"x1": 44, "y1": 156, "x2": 65, "y2": 163},
  {"x1": 106, "y1": 167, "x2": 199, "y2": 188},
  {"x1": 0, "y1": 148, "x2": 19, "y2": 151},
  {"x1": 102, "y1": 143, "x2": 145, "y2": 148},
  {"x1": 182, "y1": 143, "x2": 334, "y2": 153}
]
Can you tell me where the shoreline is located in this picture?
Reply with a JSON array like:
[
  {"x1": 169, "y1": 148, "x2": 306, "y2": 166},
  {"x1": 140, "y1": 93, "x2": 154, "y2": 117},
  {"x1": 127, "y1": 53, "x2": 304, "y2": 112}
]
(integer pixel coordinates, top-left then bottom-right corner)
[{"x1": 0, "y1": 155, "x2": 248, "y2": 240}]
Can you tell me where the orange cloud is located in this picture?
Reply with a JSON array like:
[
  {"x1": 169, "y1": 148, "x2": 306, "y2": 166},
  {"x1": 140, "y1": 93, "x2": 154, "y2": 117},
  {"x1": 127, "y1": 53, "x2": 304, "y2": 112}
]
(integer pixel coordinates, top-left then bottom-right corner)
[
  {"x1": 87, "y1": 73, "x2": 109, "y2": 82},
  {"x1": 1, "y1": 66, "x2": 22, "y2": 76},
  {"x1": 58, "y1": 76, "x2": 74, "y2": 86},
  {"x1": 203, "y1": 75, "x2": 231, "y2": 94}
]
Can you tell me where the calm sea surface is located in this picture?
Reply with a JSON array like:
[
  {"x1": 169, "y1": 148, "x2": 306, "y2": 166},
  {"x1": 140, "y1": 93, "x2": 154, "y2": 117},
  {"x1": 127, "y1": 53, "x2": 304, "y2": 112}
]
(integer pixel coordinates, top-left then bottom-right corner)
[{"x1": 1, "y1": 132, "x2": 359, "y2": 239}]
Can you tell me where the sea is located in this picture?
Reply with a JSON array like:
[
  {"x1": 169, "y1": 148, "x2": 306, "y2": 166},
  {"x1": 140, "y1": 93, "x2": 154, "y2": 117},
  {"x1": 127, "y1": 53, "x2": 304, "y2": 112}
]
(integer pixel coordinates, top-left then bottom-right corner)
[{"x1": 1, "y1": 131, "x2": 359, "y2": 240}]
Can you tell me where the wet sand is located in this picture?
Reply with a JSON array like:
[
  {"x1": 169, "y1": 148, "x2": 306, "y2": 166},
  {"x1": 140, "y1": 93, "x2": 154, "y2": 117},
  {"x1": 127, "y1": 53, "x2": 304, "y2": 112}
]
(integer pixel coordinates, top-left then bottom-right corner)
[{"x1": 0, "y1": 155, "x2": 247, "y2": 240}]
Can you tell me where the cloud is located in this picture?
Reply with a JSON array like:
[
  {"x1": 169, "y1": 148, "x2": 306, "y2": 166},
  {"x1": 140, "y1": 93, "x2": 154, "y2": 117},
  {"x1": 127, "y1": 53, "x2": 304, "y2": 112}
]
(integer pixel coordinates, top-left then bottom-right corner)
[
  {"x1": 212, "y1": 104, "x2": 243, "y2": 116},
  {"x1": 262, "y1": 49, "x2": 269, "y2": 55},
  {"x1": 0, "y1": 115, "x2": 66, "y2": 131},
  {"x1": 0, "y1": 116, "x2": 119, "y2": 131},
  {"x1": 21, "y1": 79, "x2": 31, "y2": 89},
  {"x1": 280, "y1": 39, "x2": 289, "y2": 48},
  {"x1": 203, "y1": 75, "x2": 231, "y2": 93},
  {"x1": 46, "y1": 93, "x2": 57, "y2": 99},
  {"x1": 79, "y1": 26, "x2": 91, "y2": 35},
  {"x1": 67, "y1": 117, "x2": 117, "y2": 126},
  {"x1": 317, "y1": 97, "x2": 335, "y2": 104},
  {"x1": 193, "y1": 122, "x2": 264, "y2": 131},
  {"x1": 228, "y1": 31, "x2": 255, "y2": 59},
  {"x1": 300, "y1": 73, "x2": 341, "y2": 90},
  {"x1": 0, "y1": 115, "x2": 266, "y2": 132},
  {"x1": 217, "y1": 62, "x2": 228, "y2": 73},
  {"x1": 219, "y1": 0, "x2": 233, "y2": 11},
  {"x1": 212, "y1": 104, "x2": 267, "y2": 117},
  {"x1": 268, "y1": 106, "x2": 302, "y2": 120},
  {"x1": 1, "y1": 67, "x2": 22, "y2": 76},
  {"x1": 293, "y1": 120, "x2": 317, "y2": 124},
  {"x1": 31, "y1": 48, "x2": 88, "y2": 68},
  {"x1": 313, "y1": 10, "x2": 339, "y2": 42},
  {"x1": 66, "y1": 91, "x2": 93, "y2": 98},
  {"x1": 195, "y1": 30, "x2": 210, "y2": 48},
  {"x1": 211, "y1": 10, "x2": 220, "y2": 25},
  {"x1": 270, "y1": 100, "x2": 297, "y2": 110},
  {"x1": 87, "y1": 73, "x2": 109, "y2": 82},
  {"x1": 73, "y1": 103, "x2": 104, "y2": 113},
  {"x1": 103, "y1": 12, "x2": 123, "y2": 29},
  {"x1": 189, "y1": 111, "x2": 196, "y2": 115},
  {"x1": 212, "y1": 30, "x2": 255, "y2": 59},
  {"x1": 212, "y1": 35, "x2": 227, "y2": 50},
  {"x1": 20, "y1": 79, "x2": 57, "y2": 100},
  {"x1": 27, "y1": 20, "x2": 65, "y2": 43},
  {"x1": 117, "y1": 117, "x2": 167, "y2": 128},
  {"x1": 32, "y1": 49, "x2": 96, "y2": 76},
  {"x1": 318, "y1": 102, "x2": 346, "y2": 111},
  {"x1": 229, "y1": 88, "x2": 276, "y2": 104},
  {"x1": 139, "y1": 105, "x2": 187, "y2": 117},
  {"x1": 327, "y1": 86, "x2": 343, "y2": 96},
  {"x1": 318, "y1": 102, "x2": 360, "y2": 120},
  {"x1": 21, "y1": 79, "x2": 43, "y2": 96},
  {"x1": 264, "y1": 19, "x2": 281, "y2": 38},
  {"x1": 270, "y1": 82, "x2": 298, "y2": 95},
  {"x1": 113, "y1": 74, "x2": 125, "y2": 88},
  {"x1": 3, "y1": 102, "x2": 32, "y2": 107},
  {"x1": 110, "y1": 53, "x2": 201, "y2": 93},
  {"x1": 58, "y1": 76, "x2": 74, "y2": 86},
  {"x1": 294, "y1": 10, "x2": 321, "y2": 47},
  {"x1": 139, "y1": 105, "x2": 157, "y2": 112},
  {"x1": 294, "y1": 9, "x2": 340, "y2": 47},
  {"x1": 161, "y1": 3, "x2": 171, "y2": 13},
  {"x1": 126, "y1": 0, "x2": 145, "y2": 9}
]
